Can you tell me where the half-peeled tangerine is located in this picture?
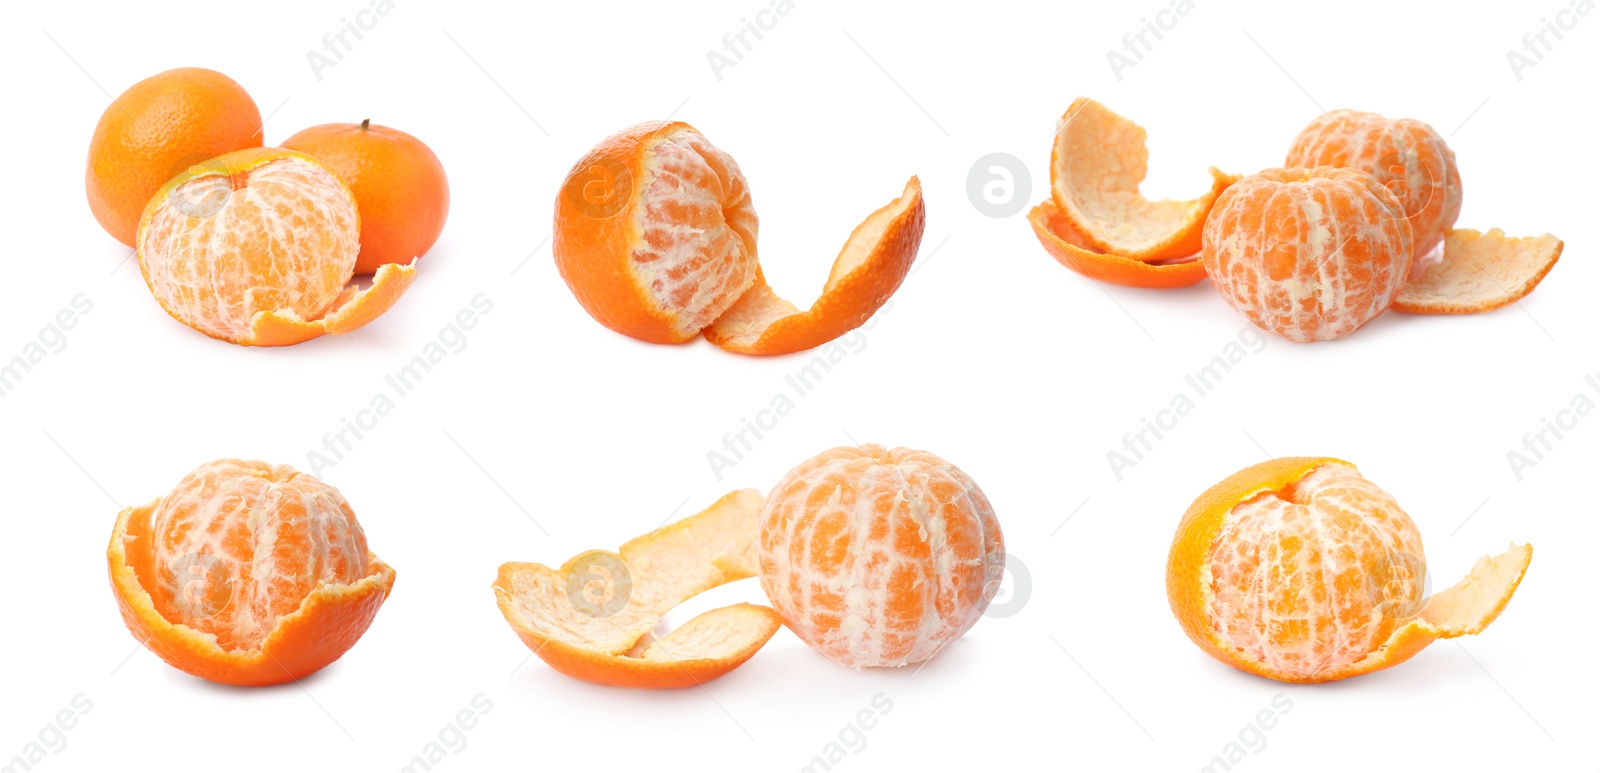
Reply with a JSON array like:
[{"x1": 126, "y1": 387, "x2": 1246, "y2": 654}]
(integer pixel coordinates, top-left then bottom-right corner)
[
  {"x1": 493, "y1": 489, "x2": 780, "y2": 688},
  {"x1": 553, "y1": 121, "x2": 923, "y2": 356},
  {"x1": 136, "y1": 147, "x2": 416, "y2": 346},
  {"x1": 107, "y1": 459, "x2": 395, "y2": 686},
  {"x1": 1167, "y1": 457, "x2": 1530, "y2": 683}
]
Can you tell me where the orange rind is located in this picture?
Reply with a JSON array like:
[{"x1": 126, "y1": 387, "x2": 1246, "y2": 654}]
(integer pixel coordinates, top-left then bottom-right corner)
[
  {"x1": 703, "y1": 178, "x2": 924, "y2": 355},
  {"x1": 1167, "y1": 457, "x2": 1530, "y2": 683},
  {"x1": 493, "y1": 489, "x2": 781, "y2": 689},
  {"x1": 1027, "y1": 199, "x2": 1208, "y2": 289},
  {"x1": 553, "y1": 121, "x2": 923, "y2": 355},
  {"x1": 107, "y1": 460, "x2": 395, "y2": 686},
  {"x1": 1392, "y1": 228, "x2": 1563, "y2": 315},
  {"x1": 1050, "y1": 97, "x2": 1236, "y2": 261},
  {"x1": 136, "y1": 147, "x2": 416, "y2": 346}
]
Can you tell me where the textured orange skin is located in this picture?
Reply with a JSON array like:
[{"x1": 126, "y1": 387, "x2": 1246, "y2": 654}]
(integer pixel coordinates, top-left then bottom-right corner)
[
  {"x1": 703, "y1": 180, "x2": 925, "y2": 356},
  {"x1": 250, "y1": 261, "x2": 418, "y2": 346},
  {"x1": 1167, "y1": 457, "x2": 1346, "y2": 680},
  {"x1": 136, "y1": 147, "x2": 416, "y2": 347},
  {"x1": 87, "y1": 68, "x2": 262, "y2": 247},
  {"x1": 109, "y1": 500, "x2": 394, "y2": 687},
  {"x1": 1028, "y1": 199, "x2": 1208, "y2": 289},
  {"x1": 553, "y1": 121, "x2": 694, "y2": 344},
  {"x1": 282, "y1": 121, "x2": 450, "y2": 274},
  {"x1": 494, "y1": 581, "x2": 779, "y2": 690}
]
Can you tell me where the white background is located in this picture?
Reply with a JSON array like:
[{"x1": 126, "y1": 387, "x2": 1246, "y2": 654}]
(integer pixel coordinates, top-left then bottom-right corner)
[{"x1": 1, "y1": 0, "x2": 1593, "y2": 770}]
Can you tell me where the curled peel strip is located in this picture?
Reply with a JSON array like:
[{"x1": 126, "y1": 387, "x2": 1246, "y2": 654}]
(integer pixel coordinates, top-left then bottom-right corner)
[
  {"x1": 250, "y1": 261, "x2": 418, "y2": 346},
  {"x1": 492, "y1": 489, "x2": 780, "y2": 689},
  {"x1": 704, "y1": 178, "x2": 925, "y2": 355},
  {"x1": 1050, "y1": 97, "x2": 1236, "y2": 261},
  {"x1": 1028, "y1": 199, "x2": 1209, "y2": 289},
  {"x1": 1392, "y1": 228, "x2": 1563, "y2": 315},
  {"x1": 1322, "y1": 543, "x2": 1532, "y2": 681}
]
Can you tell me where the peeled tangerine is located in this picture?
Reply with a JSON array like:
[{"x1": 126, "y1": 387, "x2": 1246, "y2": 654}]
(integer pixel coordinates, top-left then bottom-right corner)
[
  {"x1": 108, "y1": 460, "x2": 394, "y2": 686},
  {"x1": 137, "y1": 147, "x2": 416, "y2": 346},
  {"x1": 1203, "y1": 167, "x2": 1414, "y2": 342},
  {"x1": 760, "y1": 445, "x2": 1005, "y2": 668},
  {"x1": 1167, "y1": 458, "x2": 1530, "y2": 683},
  {"x1": 494, "y1": 490, "x2": 781, "y2": 689},
  {"x1": 1282, "y1": 109, "x2": 1562, "y2": 318},
  {"x1": 552, "y1": 121, "x2": 925, "y2": 355}
]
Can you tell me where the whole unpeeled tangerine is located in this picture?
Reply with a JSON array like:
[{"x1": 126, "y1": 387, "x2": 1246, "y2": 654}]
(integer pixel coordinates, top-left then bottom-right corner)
[
  {"x1": 86, "y1": 67, "x2": 263, "y2": 247},
  {"x1": 282, "y1": 120, "x2": 450, "y2": 274}
]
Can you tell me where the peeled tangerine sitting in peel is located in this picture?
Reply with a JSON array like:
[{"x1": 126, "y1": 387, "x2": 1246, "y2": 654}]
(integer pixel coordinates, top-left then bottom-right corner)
[
  {"x1": 494, "y1": 490, "x2": 781, "y2": 689},
  {"x1": 136, "y1": 147, "x2": 416, "y2": 346},
  {"x1": 759, "y1": 445, "x2": 1005, "y2": 669},
  {"x1": 107, "y1": 460, "x2": 395, "y2": 686},
  {"x1": 1167, "y1": 458, "x2": 1530, "y2": 683},
  {"x1": 552, "y1": 121, "x2": 924, "y2": 355}
]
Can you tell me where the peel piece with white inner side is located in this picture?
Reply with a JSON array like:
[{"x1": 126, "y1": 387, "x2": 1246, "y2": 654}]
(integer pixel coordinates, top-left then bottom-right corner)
[{"x1": 492, "y1": 489, "x2": 781, "y2": 689}]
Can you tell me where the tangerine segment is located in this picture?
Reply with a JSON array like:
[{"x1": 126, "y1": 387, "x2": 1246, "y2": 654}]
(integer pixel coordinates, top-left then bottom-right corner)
[
  {"x1": 250, "y1": 261, "x2": 419, "y2": 346},
  {"x1": 137, "y1": 147, "x2": 411, "y2": 346},
  {"x1": 1050, "y1": 97, "x2": 1236, "y2": 260},
  {"x1": 492, "y1": 489, "x2": 782, "y2": 689},
  {"x1": 107, "y1": 460, "x2": 394, "y2": 686},
  {"x1": 1286, "y1": 110, "x2": 1462, "y2": 265},
  {"x1": 703, "y1": 178, "x2": 925, "y2": 355},
  {"x1": 1028, "y1": 199, "x2": 1208, "y2": 289},
  {"x1": 553, "y1": 121, "x2": 758, "y2": 345},
  {"x1": 1391, "y1": 228, "x2": 1563, "y2": 315},
  {"x1": 1168, "y1": 458, "x2": 1531, "y2": 684},
  {"x1": 759, "y1": 445, "x2": 1005, "y2": 669},
  {"x1": 1202, "y1": 167, "x2": 1414, "y2": 342}
]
